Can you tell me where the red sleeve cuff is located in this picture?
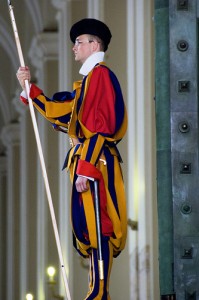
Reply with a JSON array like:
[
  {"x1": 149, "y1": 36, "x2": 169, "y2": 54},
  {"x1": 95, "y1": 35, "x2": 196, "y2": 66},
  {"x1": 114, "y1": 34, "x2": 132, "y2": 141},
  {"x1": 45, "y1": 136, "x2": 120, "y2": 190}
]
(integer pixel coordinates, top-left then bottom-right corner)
[
  {"x1": 76, "y1": 159, "x2": 101, "y2": 180},
  {"x1": 29, "y1": 84, "x2": 43, "y2": 99},
  {"x1": 20, "y1": 96, "x2": 29, "y2": 105}
]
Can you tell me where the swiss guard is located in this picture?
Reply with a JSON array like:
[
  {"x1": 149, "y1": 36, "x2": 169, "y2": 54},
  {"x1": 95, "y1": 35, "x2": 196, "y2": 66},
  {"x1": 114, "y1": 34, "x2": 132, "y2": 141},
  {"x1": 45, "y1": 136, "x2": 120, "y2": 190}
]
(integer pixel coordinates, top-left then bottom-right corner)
[{"x1": 17, "y1": 18, "x2": 128, "y2": 300}]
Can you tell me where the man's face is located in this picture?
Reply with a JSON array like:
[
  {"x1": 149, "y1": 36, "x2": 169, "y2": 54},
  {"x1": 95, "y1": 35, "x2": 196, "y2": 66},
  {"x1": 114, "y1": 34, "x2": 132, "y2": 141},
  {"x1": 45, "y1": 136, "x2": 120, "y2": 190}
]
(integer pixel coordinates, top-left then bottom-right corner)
[{"x1": 72, "y1": 34, "x2": 96, "y2": 64}]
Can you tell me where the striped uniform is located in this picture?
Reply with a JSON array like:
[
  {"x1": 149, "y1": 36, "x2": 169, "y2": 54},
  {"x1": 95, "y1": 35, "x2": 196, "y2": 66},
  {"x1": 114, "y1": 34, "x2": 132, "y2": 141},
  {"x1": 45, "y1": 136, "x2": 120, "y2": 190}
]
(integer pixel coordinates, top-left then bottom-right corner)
[{"x1": 23, "y1": 63, "x2": 127, "y2": 299}]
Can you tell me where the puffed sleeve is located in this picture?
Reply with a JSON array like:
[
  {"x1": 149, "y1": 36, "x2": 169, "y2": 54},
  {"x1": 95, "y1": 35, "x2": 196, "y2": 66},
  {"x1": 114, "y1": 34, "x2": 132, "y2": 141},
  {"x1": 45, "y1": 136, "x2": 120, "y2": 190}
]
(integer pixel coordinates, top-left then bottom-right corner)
[
  {"x1": 23, "y1": 83, "x2": 76, "y2": 129},
  {"x1": 76, "y1": 65, "x2": 126, "y2": 175}
]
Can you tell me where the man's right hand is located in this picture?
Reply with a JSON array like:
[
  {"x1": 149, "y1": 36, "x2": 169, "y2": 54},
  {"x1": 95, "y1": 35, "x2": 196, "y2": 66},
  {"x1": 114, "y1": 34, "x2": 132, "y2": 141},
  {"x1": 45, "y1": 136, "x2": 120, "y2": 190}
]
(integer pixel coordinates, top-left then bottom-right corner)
[
  {"x1": 75, "y1": 176, "x2": 89, "y2": 193},
  {"x1": 16, "y1": 66, "x2": 31, "y2": 91}
]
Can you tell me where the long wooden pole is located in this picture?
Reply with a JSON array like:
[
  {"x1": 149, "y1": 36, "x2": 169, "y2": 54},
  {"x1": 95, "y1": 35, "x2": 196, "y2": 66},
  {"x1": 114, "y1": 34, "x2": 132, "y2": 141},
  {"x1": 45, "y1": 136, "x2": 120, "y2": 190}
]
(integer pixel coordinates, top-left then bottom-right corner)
[{"x1": 7, "y1": 2, "x2": 71, "y2": 299}]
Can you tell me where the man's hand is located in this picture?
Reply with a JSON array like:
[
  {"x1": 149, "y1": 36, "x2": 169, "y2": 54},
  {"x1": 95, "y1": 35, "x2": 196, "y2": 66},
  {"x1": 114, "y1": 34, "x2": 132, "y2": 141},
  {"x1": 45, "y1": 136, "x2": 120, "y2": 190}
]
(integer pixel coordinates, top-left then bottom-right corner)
[
  {"x1": 75, "y1": 176, "x2": 89, "y2": 193},
  {"x1": 16, "y1": 66, "x2": 31, "y2": 91}
]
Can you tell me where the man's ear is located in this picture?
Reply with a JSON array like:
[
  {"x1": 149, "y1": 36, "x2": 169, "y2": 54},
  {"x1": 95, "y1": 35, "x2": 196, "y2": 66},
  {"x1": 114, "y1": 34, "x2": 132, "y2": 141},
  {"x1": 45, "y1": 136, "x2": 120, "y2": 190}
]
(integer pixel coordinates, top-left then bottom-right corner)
[{"x1": 92, "y1": 41, "x2": 100, "y2": 52}]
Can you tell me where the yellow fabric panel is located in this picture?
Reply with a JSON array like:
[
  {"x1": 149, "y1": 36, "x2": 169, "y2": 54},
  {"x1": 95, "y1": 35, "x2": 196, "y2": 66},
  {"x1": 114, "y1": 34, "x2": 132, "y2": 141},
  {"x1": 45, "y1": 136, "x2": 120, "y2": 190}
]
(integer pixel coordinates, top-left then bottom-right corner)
[
  {"x1": 45, "y1": 101, "x2": 73, "y2": 118},
  {"x1": 68, "y1": 80, "x2": 82, "y2": 138},
  {"x1": 80, "y1": 134, "x2": 105, "y2": 164},
  {"x1": 114, "y1": 161, "x2": 127, "y2": 251},
  {"x1": 82, "y1": 190, "x2": 97, "y2": 249}
]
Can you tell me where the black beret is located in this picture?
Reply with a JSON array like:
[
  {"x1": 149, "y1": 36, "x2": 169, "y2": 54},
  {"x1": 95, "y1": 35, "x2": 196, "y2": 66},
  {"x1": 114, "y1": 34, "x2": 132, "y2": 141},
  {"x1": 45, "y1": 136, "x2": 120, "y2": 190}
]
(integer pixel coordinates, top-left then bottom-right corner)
[{"x1": 70, "y1": 18, "x2": 112, "y2": 51}]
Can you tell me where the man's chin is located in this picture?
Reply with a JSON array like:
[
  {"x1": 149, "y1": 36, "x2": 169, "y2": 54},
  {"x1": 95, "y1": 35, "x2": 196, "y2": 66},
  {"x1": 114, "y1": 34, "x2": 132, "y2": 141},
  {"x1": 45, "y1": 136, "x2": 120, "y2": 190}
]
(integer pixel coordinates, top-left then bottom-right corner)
[{"x1": 74, "y1": 56, "x2": 82, "y2": 64}]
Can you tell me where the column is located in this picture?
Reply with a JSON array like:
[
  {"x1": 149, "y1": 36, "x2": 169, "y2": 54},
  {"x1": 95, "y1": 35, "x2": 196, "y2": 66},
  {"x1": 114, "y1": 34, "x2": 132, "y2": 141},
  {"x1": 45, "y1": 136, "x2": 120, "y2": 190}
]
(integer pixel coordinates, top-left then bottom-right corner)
[
  {"x1": 29, "y1": 30, "x2": 59, "y2": 300},
  {"x1": 13, "y1": 92, "x2": 38, "y2": 299},
  {"x1": 126, "y1": 0, "x2": 158, "y2": 299},
  {"x1": 1, "y1": 123, "x2": 20, "y2": 300},
  {"x1": 51, "y1": 0, "x2": 72, "y2": 90},
  {"x1": 51, "y1": 0, "x2": 74, "y2": 297},
  {"x1": 126, "y1": 0, "x2": 138, "y2": 297},
  {"x1": 87, "y1": 0, "x2": 104, "y2": 18},
  {"x1": 0, "y1": 155, "x2": 7, "y2": 300}
]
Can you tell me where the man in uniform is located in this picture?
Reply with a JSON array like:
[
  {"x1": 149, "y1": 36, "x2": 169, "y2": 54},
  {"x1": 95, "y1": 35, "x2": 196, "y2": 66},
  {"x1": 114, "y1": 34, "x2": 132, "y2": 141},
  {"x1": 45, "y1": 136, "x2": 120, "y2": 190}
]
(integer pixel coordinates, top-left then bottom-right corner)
[{"x1": 17, "y1": 18, "x2": 127, "y2": 300}]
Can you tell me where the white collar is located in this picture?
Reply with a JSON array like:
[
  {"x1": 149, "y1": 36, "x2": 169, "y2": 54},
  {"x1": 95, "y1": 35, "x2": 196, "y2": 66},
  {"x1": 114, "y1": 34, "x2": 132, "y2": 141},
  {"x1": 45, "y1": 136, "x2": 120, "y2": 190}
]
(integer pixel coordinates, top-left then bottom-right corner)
[{"x1": 79, "y1": 52, "x2": 105, "y2": 76}]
